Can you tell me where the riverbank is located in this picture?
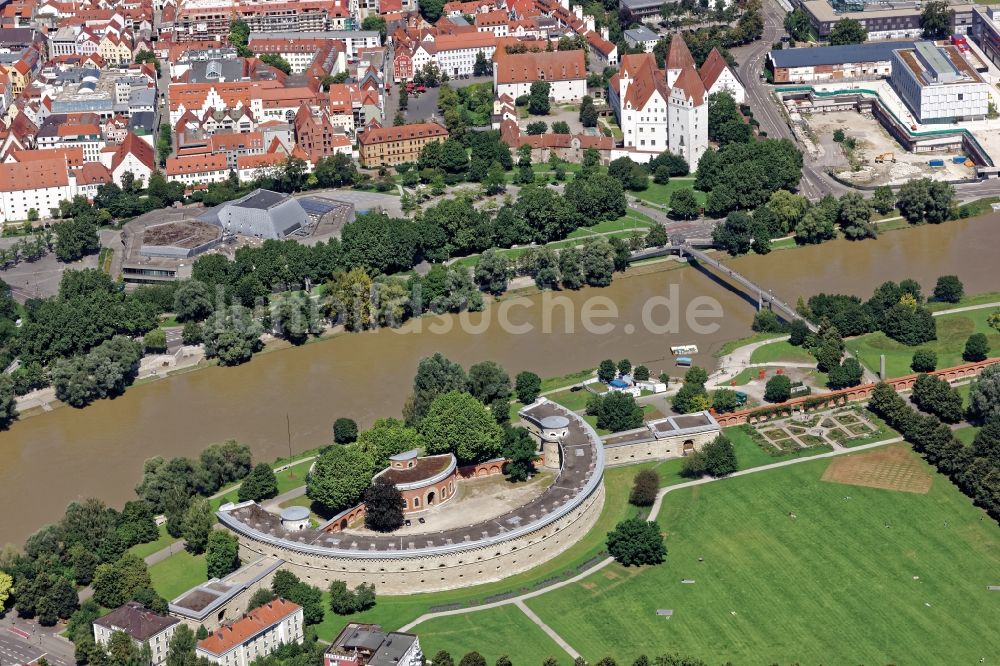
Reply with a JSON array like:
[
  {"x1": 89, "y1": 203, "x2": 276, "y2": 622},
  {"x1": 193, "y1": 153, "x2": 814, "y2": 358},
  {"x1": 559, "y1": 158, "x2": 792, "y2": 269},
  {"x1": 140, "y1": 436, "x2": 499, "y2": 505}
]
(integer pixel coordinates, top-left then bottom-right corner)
[{"x1": 2, "y1": 211, "x2": 999, "y2": 545}]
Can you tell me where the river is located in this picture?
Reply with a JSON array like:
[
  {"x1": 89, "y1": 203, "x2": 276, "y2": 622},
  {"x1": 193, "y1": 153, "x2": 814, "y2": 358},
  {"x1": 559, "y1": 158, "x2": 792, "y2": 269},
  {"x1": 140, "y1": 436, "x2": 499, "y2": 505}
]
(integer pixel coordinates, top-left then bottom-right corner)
[{"x1": 2, "y1": 214, "x2": 999, "y2": 545}]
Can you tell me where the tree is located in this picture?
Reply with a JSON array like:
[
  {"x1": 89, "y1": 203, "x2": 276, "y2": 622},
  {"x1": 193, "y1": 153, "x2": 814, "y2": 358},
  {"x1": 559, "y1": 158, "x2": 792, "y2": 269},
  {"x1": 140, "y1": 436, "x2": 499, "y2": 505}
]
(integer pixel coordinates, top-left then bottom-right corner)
[
  {"x1": 764, "y1": 374, "x2": 792, "y2": 402},
  {"x1": 669, "y1": 189, "x2": 700, "y2": 220},
  {"x1": 896, "y1": 178, "x2": 954, "y2": 224},
  {"x1": 579, "y1": 96, "x2": 598, "y2": 127},
  {"x1": 504, "y1": 426, "x2": 537, "y2": 482},
  {"x1": 964, "y1": 332, "x2": 990, "y2": 362},
  {"x1": 526, "y1": 121, "x2": 548, "y2": 135},
  {"x1": 166, "y1": 624, "x2": 198, "y2": 666},
  {"x1": 363, "y1": 478, "x2": 405, "y2": 532},
  {"x1": 473, "y1": 50, "x2": 492, "y2": 76},
  {"x1": 634, "y1": 365, "x2": 650, "y2": 381},
  {"x1": 419, "y1": 0, "x2": 444, "y2": 21},
  {"x1": 181, "y1": 497, "x2": 213, "y2": 554},
  {"x1": 784, "y1": 7, "x2": 812, "y2": 41},
  {"x1": 794, "y1": 209, "x2": 836, "y2": 245},
  {"x1": 551, "y1": 120, "x2": 570, "y2": 134},
  {"x1": 711, "y1": 388, "x2": 741, "y2": 413},
  {"x1": 515, "y1": 371, "x2": 542, "y2": 403},
  {"x1": 837, "y1": 192, "x2": 876, "y2": 240},
  {"x1": 528, "y1": 81, "x2": 551, "y2": 115},
  {"x1": 565, "y1": 174, "x2": 626, "y2": 223},
  {"x1": 433, "y1": 651, "x2": 455, "y2": 666},
  {"x1": 51, "y1": 336, "x2": 144, "y2": 408},
  {"x1": 307, "y1": 445, "x2": 376, "y2": 513},
  {"x1": 328, "y1": 580, "x2": 357, "y2": 615},
  {"x1": 712, "y1": 211, "x2": 754, "y2": 255},
  {"x1": 617, "y1": 359, "x2": 632, "y2": 376},
  {"x1": 752, "y1": 310, "x2": 786, "y2": 333},
  {"x1": 202, "y1": 305, "x2": 263, "y2": 366},
  {"x1": 0, "y1": 571, "x2": 11, "y2": 613},
  {"x1": 460, "y1": 653, "x2": 487, "y2": 666},
  {"x1": 205, "y1": 531, "x2": 240, "y2": 579},
  {"x1": 911, "y1": 349, "x2": 938, "y2": 373},
  {"x1": 0, "y1": 374, "x2": 17, "y2": 429},
  {"x1": 933, "y1": 275, "x2": 964, "y2": 303},
  {"x1": 827, "y1": 358, "x2": 864, "y2": 389},
  {"x1": 606, "y1": 518, "x2": 666, "y2": 566},
  {"x1": 406, "y1": 353, "x2": 468, "y2": 425},
  {"x1": 173, "y1": 279, "x2": 215, "y2": 322},
  {"x1": 596, "y1": 392, "x2": 644, "y2": 432},
  {"x1": 474, "y1": 249, "x2": 511, "y2": 295},
  {"x1": 361, "y1": 14, "x2": 388, "y2": 40},
  {"x1": 467, "y1": 361, "x2": 511, "y2": 405},
  {"x1": 883, "y1": 302, "x2": 936, "y2": 345},
  {"x1": 334, "y1": 417, "x2": 358, "y2": 444},
  {"x1": 673, "y1": 383, "x2": 709, "y2": 414},
  {"x1": 969, "y1": 365, "x2": 1000, "y2": 422},
  {"x1": 921, "y1": 0, "x2": 951, "y2": 39},
  {"x1": 420, "y1": 391, "x2": 504, "y2": 463},
  {"x1": 143, "y1": 328, "x2": 167, "y2": 353},
  {"x1": 912, "y1": 373, "x2": 964, "y2": 423},
  {"x1": 629, "y1": 469, "x2": 659, "y2": 507},
  {"x1": 872, "y1": 185, "x2": 895, "y2": 215},
  {"x1": 702, "y1": 434, "x2": 737, "y2": 476},
  {"x1": 645, "y1": 224, "x2": 669, "y2": 248},
  {"x1": 237, "y1": 463, "x2": 278, "y2": 502},
  {"x1": 828, "y1": 18, "x2": 866, "y2": 45},
  {"x1": 54, "y1": 217, "x2": 100, "y2": 262},
  {"x1": 259, "y1": 53, "x2": 291, "y2": 74},
  {"x1": 598, "y1": 359, "x2": 617, "y2": 383},
  {"x1": 92, "y1": 553, "x2": 152, "y2": 609}
]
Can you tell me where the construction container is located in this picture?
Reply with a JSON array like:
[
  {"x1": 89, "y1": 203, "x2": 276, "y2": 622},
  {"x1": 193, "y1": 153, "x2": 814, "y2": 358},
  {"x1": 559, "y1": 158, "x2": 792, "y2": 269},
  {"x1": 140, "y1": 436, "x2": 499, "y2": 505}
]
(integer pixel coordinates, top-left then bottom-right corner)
[
  {"x1": 928, "y1": 159, "x2": 945, "y2": 167},
  {"x1": 953, "y1": 156, "x2": 968, "y2": 164}
]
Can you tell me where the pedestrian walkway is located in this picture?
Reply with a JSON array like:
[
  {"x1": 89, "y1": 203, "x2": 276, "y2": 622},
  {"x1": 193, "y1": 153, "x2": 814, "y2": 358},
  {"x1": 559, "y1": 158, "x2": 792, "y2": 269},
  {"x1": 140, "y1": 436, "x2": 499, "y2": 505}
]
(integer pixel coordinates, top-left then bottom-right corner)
[
  {"x1": 932, "y1": 301, "x2": 1000, "y2": 317},
  {"x1": 514, "y1": 600, "x2": 580, "y2": 659}
]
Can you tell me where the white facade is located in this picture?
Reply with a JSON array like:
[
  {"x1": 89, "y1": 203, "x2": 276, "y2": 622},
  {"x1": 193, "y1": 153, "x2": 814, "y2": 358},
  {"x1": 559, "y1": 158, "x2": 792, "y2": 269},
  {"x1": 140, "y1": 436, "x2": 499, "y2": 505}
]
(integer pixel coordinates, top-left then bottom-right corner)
[
  {"x1": 167, "y1": 167, "x2": 229, "y2": 186},
  {"x1": 92, "y1": 607, "x2": 179, "y2": 666},
  {"x1": 890, "y1": 44, "x2": 989, "y2": 122},
  {"x1": 619, "y1": 81, "x2": 670, "y2": 153},
  {"x1": 703, "y1": 66, "x2": 745, "y2": 104},
  {"x1": 437, "y1": 44, "x2": 496, "y2": 77},
  {"x1": 0, "y1": 181, "x2": 69, "y2": 221},
  {"x1": 668, "y1": 83, "x2": 708, "y2": 166},
  {"x1": 495, "y1": 78, "x2": 587, "y2": 103}
]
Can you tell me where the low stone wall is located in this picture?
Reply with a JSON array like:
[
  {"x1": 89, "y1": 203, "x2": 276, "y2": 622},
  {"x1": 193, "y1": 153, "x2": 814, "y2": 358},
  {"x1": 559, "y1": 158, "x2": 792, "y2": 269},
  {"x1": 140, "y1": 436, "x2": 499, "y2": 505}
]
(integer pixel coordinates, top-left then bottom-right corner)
[
  {"x1": 714, "y1": 359, "x2": 999, "y2": 427},
  {"x1": 604, "y1": 428, "x2": 717, "y2": 466},
  {"x1": 234, "y1": 483, "x2": 606, "y2": 595},
  {"x1": 457, "y1": 459, "x2": 506, "y2": 479}
]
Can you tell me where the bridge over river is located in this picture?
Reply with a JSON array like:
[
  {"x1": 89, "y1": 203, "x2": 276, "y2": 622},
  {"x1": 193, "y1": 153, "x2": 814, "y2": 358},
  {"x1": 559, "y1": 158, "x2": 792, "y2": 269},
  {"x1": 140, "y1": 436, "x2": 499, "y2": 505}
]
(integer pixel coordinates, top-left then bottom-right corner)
[{"x1": 631, "y1": 242, "x2": 818, "y2": 333}]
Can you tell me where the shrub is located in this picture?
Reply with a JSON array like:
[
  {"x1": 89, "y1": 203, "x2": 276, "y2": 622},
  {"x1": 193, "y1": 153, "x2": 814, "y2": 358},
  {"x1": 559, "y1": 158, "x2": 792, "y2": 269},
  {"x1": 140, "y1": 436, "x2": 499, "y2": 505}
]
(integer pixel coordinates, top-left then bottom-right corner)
[
  {"x1": 933, "y1": 275, "x2": 963, "y2": 303},
  {"x1": 911, "y1": 349, "x2": 937, "y2": 373},
  {"x1": 963, "y1": 333, "x2": 990, "y2": 363},
  {"x1": 764, "y1": 374, "x2": 792, "y2": 402}
]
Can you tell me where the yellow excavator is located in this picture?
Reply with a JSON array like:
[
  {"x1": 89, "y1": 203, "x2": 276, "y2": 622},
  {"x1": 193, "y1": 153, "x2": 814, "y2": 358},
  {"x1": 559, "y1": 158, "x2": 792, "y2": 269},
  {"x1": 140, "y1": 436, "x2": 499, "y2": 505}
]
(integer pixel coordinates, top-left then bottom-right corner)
[{"x1": 874, "y1": 152, "x2": 897, "y2": 164}]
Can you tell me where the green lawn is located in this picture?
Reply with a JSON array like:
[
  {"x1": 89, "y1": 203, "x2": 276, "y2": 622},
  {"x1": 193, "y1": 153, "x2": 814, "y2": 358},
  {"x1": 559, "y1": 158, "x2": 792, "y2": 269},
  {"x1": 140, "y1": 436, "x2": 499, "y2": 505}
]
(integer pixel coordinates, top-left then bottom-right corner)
[
  {"x1": 210, "y1": 457, "x2": 316, "y2": 510},
  {"x1": 128, "y1": 524, "x2": 177, "y2": 560},
  {"x1": 540, "y1": 368, "x2": 596, "y2": 393},
  {"x1": 548, "y1": 387, "x2": 594, "y2": 412},
  {"x1": 416, "y1": 605, "x2": 571, "y2": 665},
  {"x1": 748, "y1": 340, "x2": 814, "y2": 365},
  {"x1": 714, "y1": 332, "x2": 786, "y2": 358},
  {"x1": 631, "y1": 179, "x2": 706, "y2": 208},
  {"x1": 849, "y1": 309, "x2": 1000, "y2": 378},
  {"x1": 954, "y1": 426, "x2": 979, "y2": 446},
  {"x1": 149, "y1": 550, "x2": 208, "y2": 601},
  {"x1": 524, "y1": 447, "x2": 1000, "y2": 664}
]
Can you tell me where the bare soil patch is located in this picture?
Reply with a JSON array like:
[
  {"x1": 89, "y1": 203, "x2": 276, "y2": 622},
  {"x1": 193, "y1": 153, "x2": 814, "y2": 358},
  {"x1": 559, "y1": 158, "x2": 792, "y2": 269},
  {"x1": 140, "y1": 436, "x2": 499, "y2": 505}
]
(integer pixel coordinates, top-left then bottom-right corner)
[{"x1": 822, "y1": 446, "x2": 932, "y2": 494}]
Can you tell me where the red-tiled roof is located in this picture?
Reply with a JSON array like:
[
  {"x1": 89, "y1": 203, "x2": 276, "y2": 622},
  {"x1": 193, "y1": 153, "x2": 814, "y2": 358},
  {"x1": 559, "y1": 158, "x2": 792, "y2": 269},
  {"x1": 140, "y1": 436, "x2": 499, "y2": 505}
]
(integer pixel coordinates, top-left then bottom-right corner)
[
  {"x1": 358, "y1": 122, "x2": 447, "y2": 146},
  {"x1": 11, "y1": 147, "x2": 83, "y2": 167},
  {"x1": 672, "y1": 65, "x2": 705, "y2": 106},
  {"x1": 493, "y1": 49, "x2": 585, "y2": 84},
  {"x1": 666, "y1": 36, "x2": 695, "y2": 72},
  {"x1": 165, "y1": 153, "x2": 227, "y2": 176},
  {"x1": 197, "y1": 600, "x2": 300, "y2": 657},
  {"x1": 0, "y1": 156, "x2": 67, "y2": 192},
  {"x1": 699, "y1": 47, "x2": 729, "y2": 90}
]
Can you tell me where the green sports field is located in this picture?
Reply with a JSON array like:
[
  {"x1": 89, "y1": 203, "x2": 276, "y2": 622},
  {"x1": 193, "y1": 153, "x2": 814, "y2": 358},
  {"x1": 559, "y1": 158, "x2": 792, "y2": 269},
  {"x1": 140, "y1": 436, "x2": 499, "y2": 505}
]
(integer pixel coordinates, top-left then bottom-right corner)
[{"x1": 521, "y1": 447, "x2": 1000, "y2": 664}]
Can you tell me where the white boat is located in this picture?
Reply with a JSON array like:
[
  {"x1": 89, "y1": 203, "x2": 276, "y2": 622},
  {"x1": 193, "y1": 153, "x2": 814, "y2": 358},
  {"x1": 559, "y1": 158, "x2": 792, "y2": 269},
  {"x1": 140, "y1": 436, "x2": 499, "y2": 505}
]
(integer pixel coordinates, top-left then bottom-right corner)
[{"x1": 670, "y1": 344, "x2": 699, "y2": 355}]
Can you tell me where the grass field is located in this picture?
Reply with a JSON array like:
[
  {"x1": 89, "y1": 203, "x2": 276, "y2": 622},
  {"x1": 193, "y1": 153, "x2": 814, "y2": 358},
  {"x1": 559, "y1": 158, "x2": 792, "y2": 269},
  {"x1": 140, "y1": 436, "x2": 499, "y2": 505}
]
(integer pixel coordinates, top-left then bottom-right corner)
[
  {"x1": 954, "y1": 426, "x2": 979, "y2": 446},
  {"x1": 417, "y1": 605, "x2": 571, "y2": 665},
  {"x1": 149, "y1": 550, "x2": 207, "y2": 601},
  {"x1": 714, "y1": 332, "x2": 786, "y2": 358},
  {"x1": 748, "y1": 340, "x2": 814, "y2": 365},
  {"x1": 523, "y1": 447, "x2": 1000, "y2": 664},
  {"x1": 128, "y1": 524, "x2": 176, "y2": 560},
  {"x1": 849, "y1": 308, "x2": 1000, "y2": 378},
  {"x1": 630, "y1": 179, "x2": 706, "y2": 208}
]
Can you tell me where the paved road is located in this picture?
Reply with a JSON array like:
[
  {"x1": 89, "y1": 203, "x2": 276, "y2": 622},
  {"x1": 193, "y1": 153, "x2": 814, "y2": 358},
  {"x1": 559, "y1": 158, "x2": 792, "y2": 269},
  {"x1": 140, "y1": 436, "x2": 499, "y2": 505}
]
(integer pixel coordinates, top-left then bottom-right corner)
[
  {"x1": 0, "y1": 617, "x2": 74, "y2": 666},
  {"x1": 398, "y1": 436, "x2": 903, "y2": 633},
  {"x1": 931, "y1": 301, "x2": 1000, "y2": 316}
]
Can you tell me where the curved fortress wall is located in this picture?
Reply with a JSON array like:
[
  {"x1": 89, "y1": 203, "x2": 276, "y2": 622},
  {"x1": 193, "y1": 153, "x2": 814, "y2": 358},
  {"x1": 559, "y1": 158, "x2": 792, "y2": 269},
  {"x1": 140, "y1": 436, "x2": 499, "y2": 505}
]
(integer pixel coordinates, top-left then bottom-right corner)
[{"x1": 219, "y1": 399, "x2": 605, "y2": 594}]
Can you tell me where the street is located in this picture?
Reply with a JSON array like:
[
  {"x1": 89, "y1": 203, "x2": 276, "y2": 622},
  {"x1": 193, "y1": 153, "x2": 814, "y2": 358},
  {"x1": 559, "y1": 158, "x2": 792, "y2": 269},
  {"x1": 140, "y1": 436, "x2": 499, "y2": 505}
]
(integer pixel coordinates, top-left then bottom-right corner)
[{"x1": 0, "y1": 617, "x2": 74, "y2": 666}]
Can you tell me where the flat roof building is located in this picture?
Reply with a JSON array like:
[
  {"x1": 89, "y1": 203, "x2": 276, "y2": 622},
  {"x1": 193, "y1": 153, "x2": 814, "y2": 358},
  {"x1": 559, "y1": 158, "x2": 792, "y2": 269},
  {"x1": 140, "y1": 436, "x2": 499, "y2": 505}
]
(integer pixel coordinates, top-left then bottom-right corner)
[
  {"x1": 325, "y1": 624, "x2": 423, "y2": 666},
  {"x1": 890, "y1": 41, "x2": 989, "y2": 122},
  {"x1": 797, "y1": 0, "x2": 972, "y2": 40},
  {"x1": 768, "y1": 41, "x2": 914, "y2": 83}
]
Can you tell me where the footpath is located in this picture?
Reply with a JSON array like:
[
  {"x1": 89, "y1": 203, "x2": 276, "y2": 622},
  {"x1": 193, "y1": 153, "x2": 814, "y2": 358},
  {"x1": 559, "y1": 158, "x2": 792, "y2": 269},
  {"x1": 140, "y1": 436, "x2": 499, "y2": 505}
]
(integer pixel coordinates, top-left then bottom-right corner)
[{"x1": 397, "y1": 436, "x2": 903, "y2": 653}]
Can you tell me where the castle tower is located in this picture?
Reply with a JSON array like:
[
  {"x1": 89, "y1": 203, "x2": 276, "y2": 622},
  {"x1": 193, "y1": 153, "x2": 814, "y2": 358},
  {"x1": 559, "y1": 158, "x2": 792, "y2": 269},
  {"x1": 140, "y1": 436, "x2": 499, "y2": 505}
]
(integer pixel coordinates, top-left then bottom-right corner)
[{"x1": 665, "y1": 35, "x2": 695, "y2": 88}]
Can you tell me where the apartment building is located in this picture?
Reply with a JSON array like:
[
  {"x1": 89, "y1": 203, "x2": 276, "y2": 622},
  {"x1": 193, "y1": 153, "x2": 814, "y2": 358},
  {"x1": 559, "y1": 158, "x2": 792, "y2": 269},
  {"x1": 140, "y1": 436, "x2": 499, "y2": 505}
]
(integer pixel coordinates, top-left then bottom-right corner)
[{"x1": 357, "y1": 122, "x2": 447, "y2": 167}]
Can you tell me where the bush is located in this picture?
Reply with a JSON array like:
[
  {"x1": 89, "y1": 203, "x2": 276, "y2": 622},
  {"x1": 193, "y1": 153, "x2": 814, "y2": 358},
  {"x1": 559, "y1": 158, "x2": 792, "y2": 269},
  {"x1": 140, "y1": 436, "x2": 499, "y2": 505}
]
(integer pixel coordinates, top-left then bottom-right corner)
[
  {"x1": 629, "y1": 469, "x2": 659, "y2": 506},
  {"x1": 764, "y1": 374, "x2": 792, "y2": 403},
  {"x1": 933, "y1": 275, "x2": 964, "y2": 303},
  {"x1": 911, "y1": 349, "x2": 937, "y2": 373},
  {"x1": 963, "y1": 333, "x2": 990, "y2": 363}
]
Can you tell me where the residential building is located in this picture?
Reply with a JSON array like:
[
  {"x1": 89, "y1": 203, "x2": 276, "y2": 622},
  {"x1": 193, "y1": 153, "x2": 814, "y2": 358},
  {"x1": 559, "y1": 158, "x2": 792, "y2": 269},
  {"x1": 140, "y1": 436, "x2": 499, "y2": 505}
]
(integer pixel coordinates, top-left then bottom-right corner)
[
  {"x1": 768, "y1": 41, "x2": 914, "y2": 84},
  {"x1": 890, "y1": 41, "x2": 989, "y2": 122},
  {"x1": 108, "y1": 132, "x2": 156, "y2": 187},
  {"x1": 357, "y1": 121, "x2": 447, "y2": 167},
  {"x1": 169, "y1": 557, "x2": 284, "y2": 632},
  {"x1": 435, "y1": 32, "x2": 499, "y2": 77},
  {"x1": 475, "y1": 10, "x2": 510, "y2": 37},
  {"x1": 493, "y1": 49, "x2": 587, "y2": 102},
  {"x1": 586, "y1": 28, "x2": 618, "y2": 68},
  {"x1": 165, "y1": 153, "x2": 229, "y2": 185},
  {"x1": 324, "y1": 624, "x2": 422, "y2": 666},
  {"x1": 294, "y1": 106, "x2": 352, "y2": 162},
  {"x1": 93, "y1": 602, "x2": 180, "y2": 666},
  {"x1": 624, "y1": 25, "x2": 658, "y2": 53},
  {"x1": 246, "y1": 31, "x2": 380, "y2": 58},
  {"x1": 699, "y1": 47, "x2": 744, "y2": 103},
  {"x1": 195, "y1": 598, "x2": 304, "y2": 666}
]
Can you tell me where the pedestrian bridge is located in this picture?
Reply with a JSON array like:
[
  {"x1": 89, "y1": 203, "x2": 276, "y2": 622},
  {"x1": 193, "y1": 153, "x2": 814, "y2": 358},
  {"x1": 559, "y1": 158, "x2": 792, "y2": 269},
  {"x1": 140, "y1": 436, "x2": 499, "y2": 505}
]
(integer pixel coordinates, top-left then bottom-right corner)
[{"x1": 630, "y1": 243, "x2": 818, "y2": 333}]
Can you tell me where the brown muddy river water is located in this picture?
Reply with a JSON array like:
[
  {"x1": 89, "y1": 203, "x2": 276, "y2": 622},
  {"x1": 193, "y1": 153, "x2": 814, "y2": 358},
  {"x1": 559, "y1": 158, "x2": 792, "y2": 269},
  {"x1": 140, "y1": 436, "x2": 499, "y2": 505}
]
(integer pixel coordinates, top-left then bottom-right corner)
[{"x1": 2, "y1": 214, "x2": 999, "y2": 544}]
